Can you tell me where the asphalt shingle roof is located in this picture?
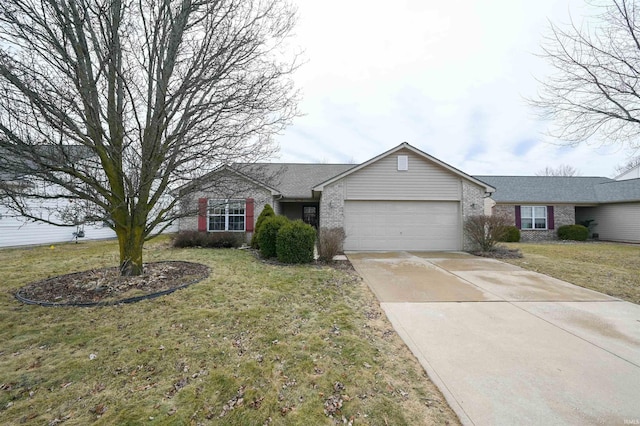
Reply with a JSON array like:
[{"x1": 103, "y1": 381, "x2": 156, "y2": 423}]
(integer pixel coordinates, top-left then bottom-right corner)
[
  {"x1": 234, "y1": 163, "x2": 356, "y2": 199},
  {"x1": 594, "y1": 178, "x2": 640, "y2": 203},
  {"x1": 475, "y1": 175, "x2": 640, "y2": 203}
]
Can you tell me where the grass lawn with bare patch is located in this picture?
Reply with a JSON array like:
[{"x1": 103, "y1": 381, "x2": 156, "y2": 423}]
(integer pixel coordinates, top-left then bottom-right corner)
[
  {"x1": 502, "y1": 241, "x2": 640, "y2": 304},
  {"x1": 0, "y1": 237, "x2": 457, "y2": 425}
]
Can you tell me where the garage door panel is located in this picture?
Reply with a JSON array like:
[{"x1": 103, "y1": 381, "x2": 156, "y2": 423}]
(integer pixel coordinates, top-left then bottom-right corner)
[{"x1": 344, "y1": 201, "x2": 460, "y2": 251}]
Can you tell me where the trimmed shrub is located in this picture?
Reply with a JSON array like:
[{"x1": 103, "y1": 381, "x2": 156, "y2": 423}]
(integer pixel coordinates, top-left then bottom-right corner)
[
  {"x1": 276, "y1": 220, "x2": 317, "y2": 264},
  {"x1": 317, "y1": 227, "x2": 346, "y2": 262},
  {"x1": 173, "y1": 231, "x2": 204, "y2": 248},
  {"x1": 258, "y1": 215, "x2": 290, "y2": 258},
  {"x1": 500, "y1": 226, "x2": 521, "y2": 243},
  {"x1": 557, "y1": 224, "x2": 588, "y2": 241},
  {"x1": 204, "y1": 232, "x2": 244, "y2": 248},
  {"x1": 173, "y1": 231, "x2": 243, "y2": 248},
  {"x1": 251, "y1": 204, "x2": 275, "y2": 248}
]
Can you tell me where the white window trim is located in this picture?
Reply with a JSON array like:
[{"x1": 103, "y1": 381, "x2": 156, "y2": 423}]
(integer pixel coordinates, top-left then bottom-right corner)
[
  {"x1": 207, "y1": 199, "x2": 246, "y2": 232},
  {"x1": 521, "y1": 205, "x2": 547, "y2": 230}
]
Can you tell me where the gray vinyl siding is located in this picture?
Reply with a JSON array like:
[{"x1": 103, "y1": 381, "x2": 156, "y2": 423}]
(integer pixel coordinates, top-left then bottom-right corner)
[
  {"x1": 344, "y1": 149, "x2": 461, "y2": 200},
  {"x1": 578, "y1": 203, "x2": 640, "y2": 243}
]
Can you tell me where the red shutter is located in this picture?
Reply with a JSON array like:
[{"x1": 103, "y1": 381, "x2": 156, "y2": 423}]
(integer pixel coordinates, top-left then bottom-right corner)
[
  {"x1": 515, "y1": 205, "x2": 521, "y2": 229},
  {"x1": 198, "y1": 198, "x2": 207, "y2": 232},
  {"x1": 245, "y1": 198, "x2": 254, "y2": 232},
  {"x1": 547, "y1": 206, "x2": 555, "y2": 230}
]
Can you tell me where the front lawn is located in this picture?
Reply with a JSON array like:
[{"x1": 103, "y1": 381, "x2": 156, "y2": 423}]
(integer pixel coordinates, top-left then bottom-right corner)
[
  {"x1": 0, "y1": 237, "x2": 457, "y2": 425},
  {"x1": 502, "y1": 241, "x2": 640, "y2": 304}
]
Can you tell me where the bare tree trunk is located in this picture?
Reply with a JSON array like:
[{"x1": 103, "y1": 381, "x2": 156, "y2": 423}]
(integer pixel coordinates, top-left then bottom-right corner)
[{"x1": 116, "y1": 225, "x2": 145, "y2": 276}]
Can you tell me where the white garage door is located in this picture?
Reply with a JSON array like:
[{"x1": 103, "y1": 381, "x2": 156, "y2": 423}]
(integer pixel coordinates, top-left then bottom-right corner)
[{"x1": 343, "y1": 200, "x2": 461, "y2": 251}]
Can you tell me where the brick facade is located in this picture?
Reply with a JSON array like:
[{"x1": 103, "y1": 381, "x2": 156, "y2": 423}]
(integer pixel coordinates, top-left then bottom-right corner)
[
  {"x1": 493, "y1": 203, "x2": 576, "y2": 242},
  {"x1": 179, "y1": 174, "x2": 274, "y2": 243},
  {"x1": 462, "y1": 181, "x2": 487, "y2": 250},
  {"x1": 319, "y1": 180, "x2": 345, "y2": 229}
]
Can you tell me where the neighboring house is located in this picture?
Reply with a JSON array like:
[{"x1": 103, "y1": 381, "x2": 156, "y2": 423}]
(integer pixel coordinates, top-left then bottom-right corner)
[
  {"x1": 616, "y1": 163, "x2": 640, "y2": 181},
  {"x1": 0, "y1": 145, "x2": 178, "y2": 248},
  {"x1": 179, "y1": 143, "x2": 494, "y2": 251},
  {"x1": 0, "y1": 207, "x2": 117, "y2": 247},
  {"x1": 476, "y1": 176, "x2": 640, "y2": 243}
]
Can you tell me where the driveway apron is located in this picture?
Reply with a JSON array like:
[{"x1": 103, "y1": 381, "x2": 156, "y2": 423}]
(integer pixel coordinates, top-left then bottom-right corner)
[{"x1": 347, "y1": 251, "x2": 640, "y2": 425}]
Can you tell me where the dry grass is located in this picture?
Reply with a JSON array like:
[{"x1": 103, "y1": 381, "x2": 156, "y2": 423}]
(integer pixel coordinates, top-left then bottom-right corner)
[
  {"x1": 502, "y1": 241, "x2": 640, "y2": 304},
  {"x1": 0, "y1": 237, "x2": 457, "y2": 425}
]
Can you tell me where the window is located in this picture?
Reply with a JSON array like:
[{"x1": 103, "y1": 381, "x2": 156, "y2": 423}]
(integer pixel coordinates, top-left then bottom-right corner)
[
  {"x1": 208, "y1": 199, "x2": 245, "y2": 232},
  {"x1": 521, "y1": 206, "x2": 547, "y2": 229}
]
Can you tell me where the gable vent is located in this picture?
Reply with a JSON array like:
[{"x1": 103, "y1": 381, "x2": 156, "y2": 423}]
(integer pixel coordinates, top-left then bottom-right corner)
[{"x1": 397, "y1": 155, "x2": 408, "y2": 171}]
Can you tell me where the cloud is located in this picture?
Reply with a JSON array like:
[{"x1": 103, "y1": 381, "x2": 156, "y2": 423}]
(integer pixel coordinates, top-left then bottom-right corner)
[{"x1": 276, "y1": 0, "x2": 632, "y2": 177}]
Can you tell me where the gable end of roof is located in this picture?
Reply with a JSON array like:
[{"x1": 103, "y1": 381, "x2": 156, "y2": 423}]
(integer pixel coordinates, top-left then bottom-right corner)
[{"x1": 313, "y1": 142, "x2": 495, "y2": 192}]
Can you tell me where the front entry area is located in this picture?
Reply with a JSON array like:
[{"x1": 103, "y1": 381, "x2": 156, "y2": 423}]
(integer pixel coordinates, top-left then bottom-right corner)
[
  {"x1": 280, "y1": 201, "x2": 319, "y2": 228},
  {"x1": 343, "y1": 200, "x2": 461, "y2": 251}
]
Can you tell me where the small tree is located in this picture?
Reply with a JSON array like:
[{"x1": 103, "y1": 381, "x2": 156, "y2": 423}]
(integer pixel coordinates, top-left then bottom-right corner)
[
  {"x1": 464, "y1": 215, "x2": 510, "y2": 252},
  {"x1": 251, "y1": 204, "x2": 275, "y2": 248}
]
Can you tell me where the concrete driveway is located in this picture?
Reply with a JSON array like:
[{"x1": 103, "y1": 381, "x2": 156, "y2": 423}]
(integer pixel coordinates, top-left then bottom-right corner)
[{"x1": 348, "y1": 251, "x2": 640, "y2": 425}]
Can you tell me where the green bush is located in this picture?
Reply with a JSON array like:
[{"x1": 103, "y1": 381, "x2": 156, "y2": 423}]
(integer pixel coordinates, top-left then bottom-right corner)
[
  {"x1": 251, "y1": 204, "x2": 275, "y2": 248},
  {"x1": 258, "y1": 215, "x2": 290, "y2": 258},
  {"x1": 276, "y1": 220, "x2": 317, "y2": 264},
  {"x1": 557, "y1": 224, "x2": 589, "y2": 241},
  {"x1": 173, "y1": 231, "x2": 243, "y2": 248},
  {"x1": 500, "y1": 226, "x2": 521, "y2": 242}
]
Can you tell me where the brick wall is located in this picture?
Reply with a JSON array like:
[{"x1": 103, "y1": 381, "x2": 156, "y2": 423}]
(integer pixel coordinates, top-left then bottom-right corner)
[
  {"x1": 178, "y1": 173, "x2": 274, "y2": 243},
  {"x1": 493, "y1": 203, "x2": 576, "y2": 241},
  {"x1": 462, "y1": 182, "x2": 487, "y2": 250},
  {"x1": 319, "y1": 180, "x2": 345, "y2": 228}
]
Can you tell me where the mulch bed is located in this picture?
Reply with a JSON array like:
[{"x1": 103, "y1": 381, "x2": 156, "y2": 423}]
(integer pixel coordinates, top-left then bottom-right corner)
[
  {"x1": 470, "y1": 248, "x2": 523, "y2": 259},
  {"x1": 16, "y1": 261, "x2": 209, "y2": 307}
]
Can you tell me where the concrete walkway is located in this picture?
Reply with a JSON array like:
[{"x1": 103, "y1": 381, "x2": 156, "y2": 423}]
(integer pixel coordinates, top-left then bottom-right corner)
[{"x1": 348, "y1": 251, "x2": 640, "y2": 425}]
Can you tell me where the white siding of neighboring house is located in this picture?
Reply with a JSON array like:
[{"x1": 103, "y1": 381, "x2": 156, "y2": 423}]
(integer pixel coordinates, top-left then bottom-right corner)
[
  {"x1": 616, "y1": 165, "x2": 640, "y2": 181},
  {"x1": 0, "y1": 195, "x2": 178, "y2": 248},
  {"x1": 0, "y1": 206, "x2": 116, "y2": 247},
  {"x1": 344, "y1": 148, "x2": 462, "y2": 200},
  {"x1": 577, "y1": 203, "x2": 640, "y2": 243}
]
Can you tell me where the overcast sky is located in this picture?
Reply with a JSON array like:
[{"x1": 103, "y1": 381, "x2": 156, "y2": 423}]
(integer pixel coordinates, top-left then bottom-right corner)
[{"x1": 272, "y1": 0, "x2": 634, "y2": 177}]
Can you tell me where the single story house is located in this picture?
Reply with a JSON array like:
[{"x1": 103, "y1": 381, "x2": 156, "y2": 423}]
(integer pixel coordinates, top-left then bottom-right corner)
[
  {"x1": 179, "y1": 143, "x2": 494, "y2": 251},
  {"x1": 3, "y1": 141, "x2": 637, "y2": 249},
  {"x1": 477, "y1": 175, "x2": 640, "y2": 243},
  {"x1": 180, "y1": 142, "x2": 640, "y2": 249}
]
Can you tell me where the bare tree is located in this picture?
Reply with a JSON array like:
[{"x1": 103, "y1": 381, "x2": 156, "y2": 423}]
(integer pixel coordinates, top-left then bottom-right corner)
[
  {"x1": 614, "y1": 155, "x2": 640, "y2": 175},
  {"x1": 532, "y1": 0, "x2": 640, "y2": 149},
  {"x1": 0, "y1": 0, "x2": 300, "y2": 275},
  {"x1": 535, "y1": 164, "x2": 579, "y2": 176},
  {"x1": 463, "y1": 215, "x2": 510, "y2": 252}
]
